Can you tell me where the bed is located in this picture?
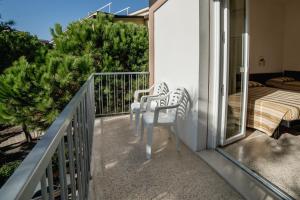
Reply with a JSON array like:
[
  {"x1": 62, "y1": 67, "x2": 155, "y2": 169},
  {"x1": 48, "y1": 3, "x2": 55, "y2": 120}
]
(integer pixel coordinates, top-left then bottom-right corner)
[
  {"x1": 266, "y1": 77, "x2": 300, "y2": 91},
  {"x1": 228, "y1": 81, "x2": 300, "y2": 137}
]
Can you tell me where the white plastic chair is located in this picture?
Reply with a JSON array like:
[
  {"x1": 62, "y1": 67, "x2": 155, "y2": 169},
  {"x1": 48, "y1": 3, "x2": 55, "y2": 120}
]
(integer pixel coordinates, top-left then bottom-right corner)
[
  {"x1": 130, "y1": 82, "x2": 169, "y2": 136},
  {"x1": 141, "y1": 88, "x2": 190, "y2": 159}
]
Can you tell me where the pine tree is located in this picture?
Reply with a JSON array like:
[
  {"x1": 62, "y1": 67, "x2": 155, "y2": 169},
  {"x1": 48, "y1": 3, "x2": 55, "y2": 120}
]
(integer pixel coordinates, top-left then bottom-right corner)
[
  {"x1": 50, "y1": 13, "x2": 149, "y2": 114},
  {"x1": 0, "y1": 17, "x2": 47, "y2": 73},
  {"x1": 0, "y1": 14, "x2": 15, "y2": 31},
  {"x1": 51, "y1": 13, "x2": 149, "y2": 72},
  {"x1": 0, "y1": 13, "x2": 148, "y2": 139},
  {"x1": 0, "y1": 54, "x2": 93, "y2": 140}
]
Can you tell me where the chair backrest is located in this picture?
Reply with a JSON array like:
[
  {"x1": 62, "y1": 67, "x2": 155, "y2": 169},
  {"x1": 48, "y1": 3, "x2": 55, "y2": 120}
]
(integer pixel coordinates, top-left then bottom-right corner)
[
  {"x1": 176, "y1": 88, "x2": 192, "y2": 121},
  {"x1": 153, "y1": 82, "x2": 169, "y2": 107},
  {"x1": 167, "y1": 88, "x2": 184, "y2": 107},
  {"x1": 153, "y1": 82, "x2": 169, "y2": 96},
  {"x1": 163, "y1": 88, "x2": 184, "y2": 117},
  {"x1": 164, "y1": 88, "x2": 191, "y2": 122}
]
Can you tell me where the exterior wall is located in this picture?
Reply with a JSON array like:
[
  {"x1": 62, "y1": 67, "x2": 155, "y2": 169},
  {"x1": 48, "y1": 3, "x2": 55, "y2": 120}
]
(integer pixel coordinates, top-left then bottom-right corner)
[
  {"x1": 113, "y1": 17, "x2": 146, "y2": 25},
  {"x1": 207, "y1": 0, "x2": 222, "y2": 149},
  {"x1": 249, "y1": 0, "x2": 285, "y2": 74},
  {"x1": 198, "y1": 0, "x2": 210, "y2": 150},
  {"x1": 153, "y1": 0, "x2": 201, "y2": 151},
  {"x1": 150, "y1": 0, "x2": 300, "y2": 150},
  {"x1": 283, "y1": 0, "x2": 300, "y2": 71}
]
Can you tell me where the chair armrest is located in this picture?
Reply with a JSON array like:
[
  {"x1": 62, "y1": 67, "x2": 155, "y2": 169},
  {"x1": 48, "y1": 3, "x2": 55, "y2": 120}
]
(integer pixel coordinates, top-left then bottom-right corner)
[
  {"x1": 152, "y1": 90, "x2": 185, "y2": 123},
  {"x1": 140, "y1": 94, "x2": 160, "y2": 108},
  {"x1": 145, "y1": 92, "x2": 171, "y2": 111},
  {"x1": 134, "y1": 85, "x2": 155, "y2": 102},
  {"x1": 153, "y1": 103, "x2": 181, "y2": 124},
  {"x1": 155, "y1": 104, "x2": 181, "y2": 111},
  {"x1": 146, "y1": 92, "x2": 170, "y2": 102}
]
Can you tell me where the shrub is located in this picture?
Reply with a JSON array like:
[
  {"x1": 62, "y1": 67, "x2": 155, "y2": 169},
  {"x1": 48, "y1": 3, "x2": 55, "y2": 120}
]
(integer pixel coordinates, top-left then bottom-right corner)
[
  {"x1": 0, "y1": 27, "x2": 48, "y2": 73},
  {"x1": 0, "y1": 54, "x2": 93, "y2": 132},
  {"x1": 0, "y1": 13, "x2": 148, "y2": 135},
  {"x1": 0, "y1": 160, "x2": 21, "y2": 186},
  {"x1": 51, "y1": 13, "x2": 148, "y2": 72}
]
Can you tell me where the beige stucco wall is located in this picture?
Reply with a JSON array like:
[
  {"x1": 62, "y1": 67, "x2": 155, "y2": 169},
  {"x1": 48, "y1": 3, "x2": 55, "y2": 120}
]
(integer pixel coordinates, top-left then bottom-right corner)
[
  {"x1": 249, "y1": 0, "x2": 300, "y2": 73},
  {"x1": 249, "y1": 0, "x2": 286, "y2": 74},
  {"x1": 283, "y1": 0, "x2": 300, "y2": 71},
  {"x1": 113, "y1": 17, "x2": 146, "y2": 25}
]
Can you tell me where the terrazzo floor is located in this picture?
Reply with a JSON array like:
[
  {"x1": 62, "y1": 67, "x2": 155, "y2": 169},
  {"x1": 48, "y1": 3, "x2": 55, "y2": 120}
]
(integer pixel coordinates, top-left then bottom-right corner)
[
  {"x1": 89, "y1": 116, "x2": 243, "y2": 200},
  {"x1": 223, "y1": 129, "x2": 300, "y2": 199}
]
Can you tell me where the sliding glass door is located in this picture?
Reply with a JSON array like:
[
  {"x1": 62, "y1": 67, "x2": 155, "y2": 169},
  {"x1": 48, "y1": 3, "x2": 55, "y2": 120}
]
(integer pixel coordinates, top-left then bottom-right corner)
[{"x1": 220, "y1": 0, "x2": 249, "y2": 146}]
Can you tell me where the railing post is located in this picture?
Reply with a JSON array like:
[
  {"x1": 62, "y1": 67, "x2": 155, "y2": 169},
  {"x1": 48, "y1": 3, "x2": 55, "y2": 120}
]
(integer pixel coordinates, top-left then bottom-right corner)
[
  {"x1": 58, "y1": 138, "x2": 68, "y2": 200},
  {"x1": 67, "y1": 124, "x2": 76, "y2": 199},
  {"x1": 47, "y1": 162, "x2": 54, "y2": 200},
  {"x1": 40, "y1": 173, "x2": 48, "y2": 200},
  {"x1": 0, "y1": 72, "x2": 146, "y2": 199},
  {"x1": 74, "y1": 108, "x2": 83, "y2": 200},
  {"x1": 94, "y1": 72, "x2": 149, "y2": 116}
]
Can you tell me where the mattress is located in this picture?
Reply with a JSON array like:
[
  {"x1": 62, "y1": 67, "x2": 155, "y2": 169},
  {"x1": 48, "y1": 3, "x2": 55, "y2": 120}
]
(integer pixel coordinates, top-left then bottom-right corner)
[{"x1": 228, "y1": 86, "x2": 300, "y2": 136}]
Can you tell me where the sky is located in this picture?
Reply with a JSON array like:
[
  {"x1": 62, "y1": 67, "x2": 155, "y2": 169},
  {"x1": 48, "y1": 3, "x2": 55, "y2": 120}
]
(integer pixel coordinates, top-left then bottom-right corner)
[{"x1": 0, "y1": 0, "x2": 149, "y2": 40}]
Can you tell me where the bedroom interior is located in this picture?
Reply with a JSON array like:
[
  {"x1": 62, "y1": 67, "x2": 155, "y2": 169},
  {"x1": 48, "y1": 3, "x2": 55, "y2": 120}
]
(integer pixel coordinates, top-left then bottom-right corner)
[{"x1": 221, "y1": 0, "x2": 300, "y2": 199}]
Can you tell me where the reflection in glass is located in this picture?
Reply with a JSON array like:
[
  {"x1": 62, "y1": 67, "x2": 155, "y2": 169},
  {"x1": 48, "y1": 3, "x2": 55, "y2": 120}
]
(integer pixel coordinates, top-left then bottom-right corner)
[{"x1": 226, "y1": 0, "x2": 246, "y2": 139}]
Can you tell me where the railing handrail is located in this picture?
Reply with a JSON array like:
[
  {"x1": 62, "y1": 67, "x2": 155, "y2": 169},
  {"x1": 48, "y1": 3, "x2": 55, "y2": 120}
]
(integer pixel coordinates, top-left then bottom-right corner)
[
  {"x1": 94, "y1": 72, "x2": 149, "y2": 75},
  {"x1": 0, "y1": 71, "x2": 150, "y2": 199},
  {"x1": 0, "y1": 74, "x2": 94, "y2": 200}
]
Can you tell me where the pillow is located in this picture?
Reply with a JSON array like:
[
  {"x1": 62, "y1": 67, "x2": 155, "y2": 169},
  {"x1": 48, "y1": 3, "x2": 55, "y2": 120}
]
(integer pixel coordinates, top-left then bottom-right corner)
[
  {"x1": 268, "y1": 77, "x2": 295, "y2": 83},
  {"x1": 248, "y1": 81, "x2": 264, "y2": 88}
]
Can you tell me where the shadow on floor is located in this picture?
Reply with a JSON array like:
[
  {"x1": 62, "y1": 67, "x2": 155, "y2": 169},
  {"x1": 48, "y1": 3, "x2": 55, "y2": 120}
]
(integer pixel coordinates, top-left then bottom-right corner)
[
  {"x1": 223, "y1": 129, "x2": 300, "y2": 199},
  {"x1": 89, "y1": 116, "x2": 243, "y2": 200}
]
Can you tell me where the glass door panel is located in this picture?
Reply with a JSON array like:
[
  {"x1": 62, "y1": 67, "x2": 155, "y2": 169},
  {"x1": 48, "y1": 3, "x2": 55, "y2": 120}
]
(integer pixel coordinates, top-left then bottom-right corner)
[{"x1": 220, "y1": 0, "x2": 249, "y2": 145}]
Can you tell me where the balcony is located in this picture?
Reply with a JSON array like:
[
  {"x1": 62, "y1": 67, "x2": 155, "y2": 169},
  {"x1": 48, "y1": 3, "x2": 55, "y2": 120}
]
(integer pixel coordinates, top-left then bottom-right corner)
[{"x1": 0, "y1": 72, "x2": 242, "y2": 200}]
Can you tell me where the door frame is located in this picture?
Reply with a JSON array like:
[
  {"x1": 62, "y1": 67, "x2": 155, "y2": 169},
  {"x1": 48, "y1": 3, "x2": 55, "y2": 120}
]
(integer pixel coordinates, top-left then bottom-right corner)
[
  {"x1": 219, "y1": 0, "x2": 250, "y2": 146},
  {"x1": 206, "y1": 1, "x2": 294, "y2": 199}
]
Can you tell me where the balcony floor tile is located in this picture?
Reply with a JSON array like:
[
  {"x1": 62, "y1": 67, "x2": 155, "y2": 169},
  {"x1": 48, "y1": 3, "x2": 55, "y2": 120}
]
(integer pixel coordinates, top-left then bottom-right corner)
[{"x1": 89, "y1": 115, "x2": 243, "y2": 200}]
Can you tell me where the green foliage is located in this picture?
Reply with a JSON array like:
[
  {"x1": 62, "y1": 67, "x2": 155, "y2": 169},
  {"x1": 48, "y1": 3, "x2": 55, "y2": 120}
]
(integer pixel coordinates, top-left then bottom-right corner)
[
  {"x1": 0, "y1": 25, "x2": 47, "y2": 73},
  {"x1": 0, "y1": 54, "x2": 93, "y2": 130},
  {"x1": 0, "y1": 160, "x2": 21, "y2": 183},
  {"x1": 0, "y1": 14, "x2": 15, "y2": 31},
  {"x1": 0, "y1": 13, "x2": 148, "y2": 132},
  {"x1": 51, "y1": 13, "x2": 148, "y2": 72}
]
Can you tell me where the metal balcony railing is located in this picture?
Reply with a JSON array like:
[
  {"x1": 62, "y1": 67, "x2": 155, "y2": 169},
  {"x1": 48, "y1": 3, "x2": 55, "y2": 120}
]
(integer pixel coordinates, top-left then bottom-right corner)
[
  {"x1": 94, "y1": 72, "x2": 149, "y2": 116},
  {"x1": 0, "y1": 72, "x2": 149, "y2": 200},
  {"x1": 0, "y1": 75, "x2": 95, "y2": 200}
]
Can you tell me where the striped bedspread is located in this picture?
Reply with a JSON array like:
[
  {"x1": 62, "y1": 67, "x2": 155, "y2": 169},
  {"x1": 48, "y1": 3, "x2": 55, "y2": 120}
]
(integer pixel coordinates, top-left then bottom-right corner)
[
  {"x1": 228, "y1": 87, "x2": 300, "y2": 136},
  {"x1": 266, "y1": 80, "x2": 300, "y2": 91}
]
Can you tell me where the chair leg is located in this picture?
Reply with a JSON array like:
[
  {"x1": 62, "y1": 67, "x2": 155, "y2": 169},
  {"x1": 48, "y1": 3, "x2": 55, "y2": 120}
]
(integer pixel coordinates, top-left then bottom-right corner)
[
  {"x1": 174, "y1": 124, "x2": 180, "y2": 151},
  {"x1": 140, "y1": 116, "x2": 144, "y2": 141},
  {"x1": 135, "y1": 110, "x2": 140, "y2": 136},
  {"x1": 146, "y1": 125, "x2": 153, "y2": 159},
  {"x1": 130, "y1": 110, "x2": 133, "y2": 124}
]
